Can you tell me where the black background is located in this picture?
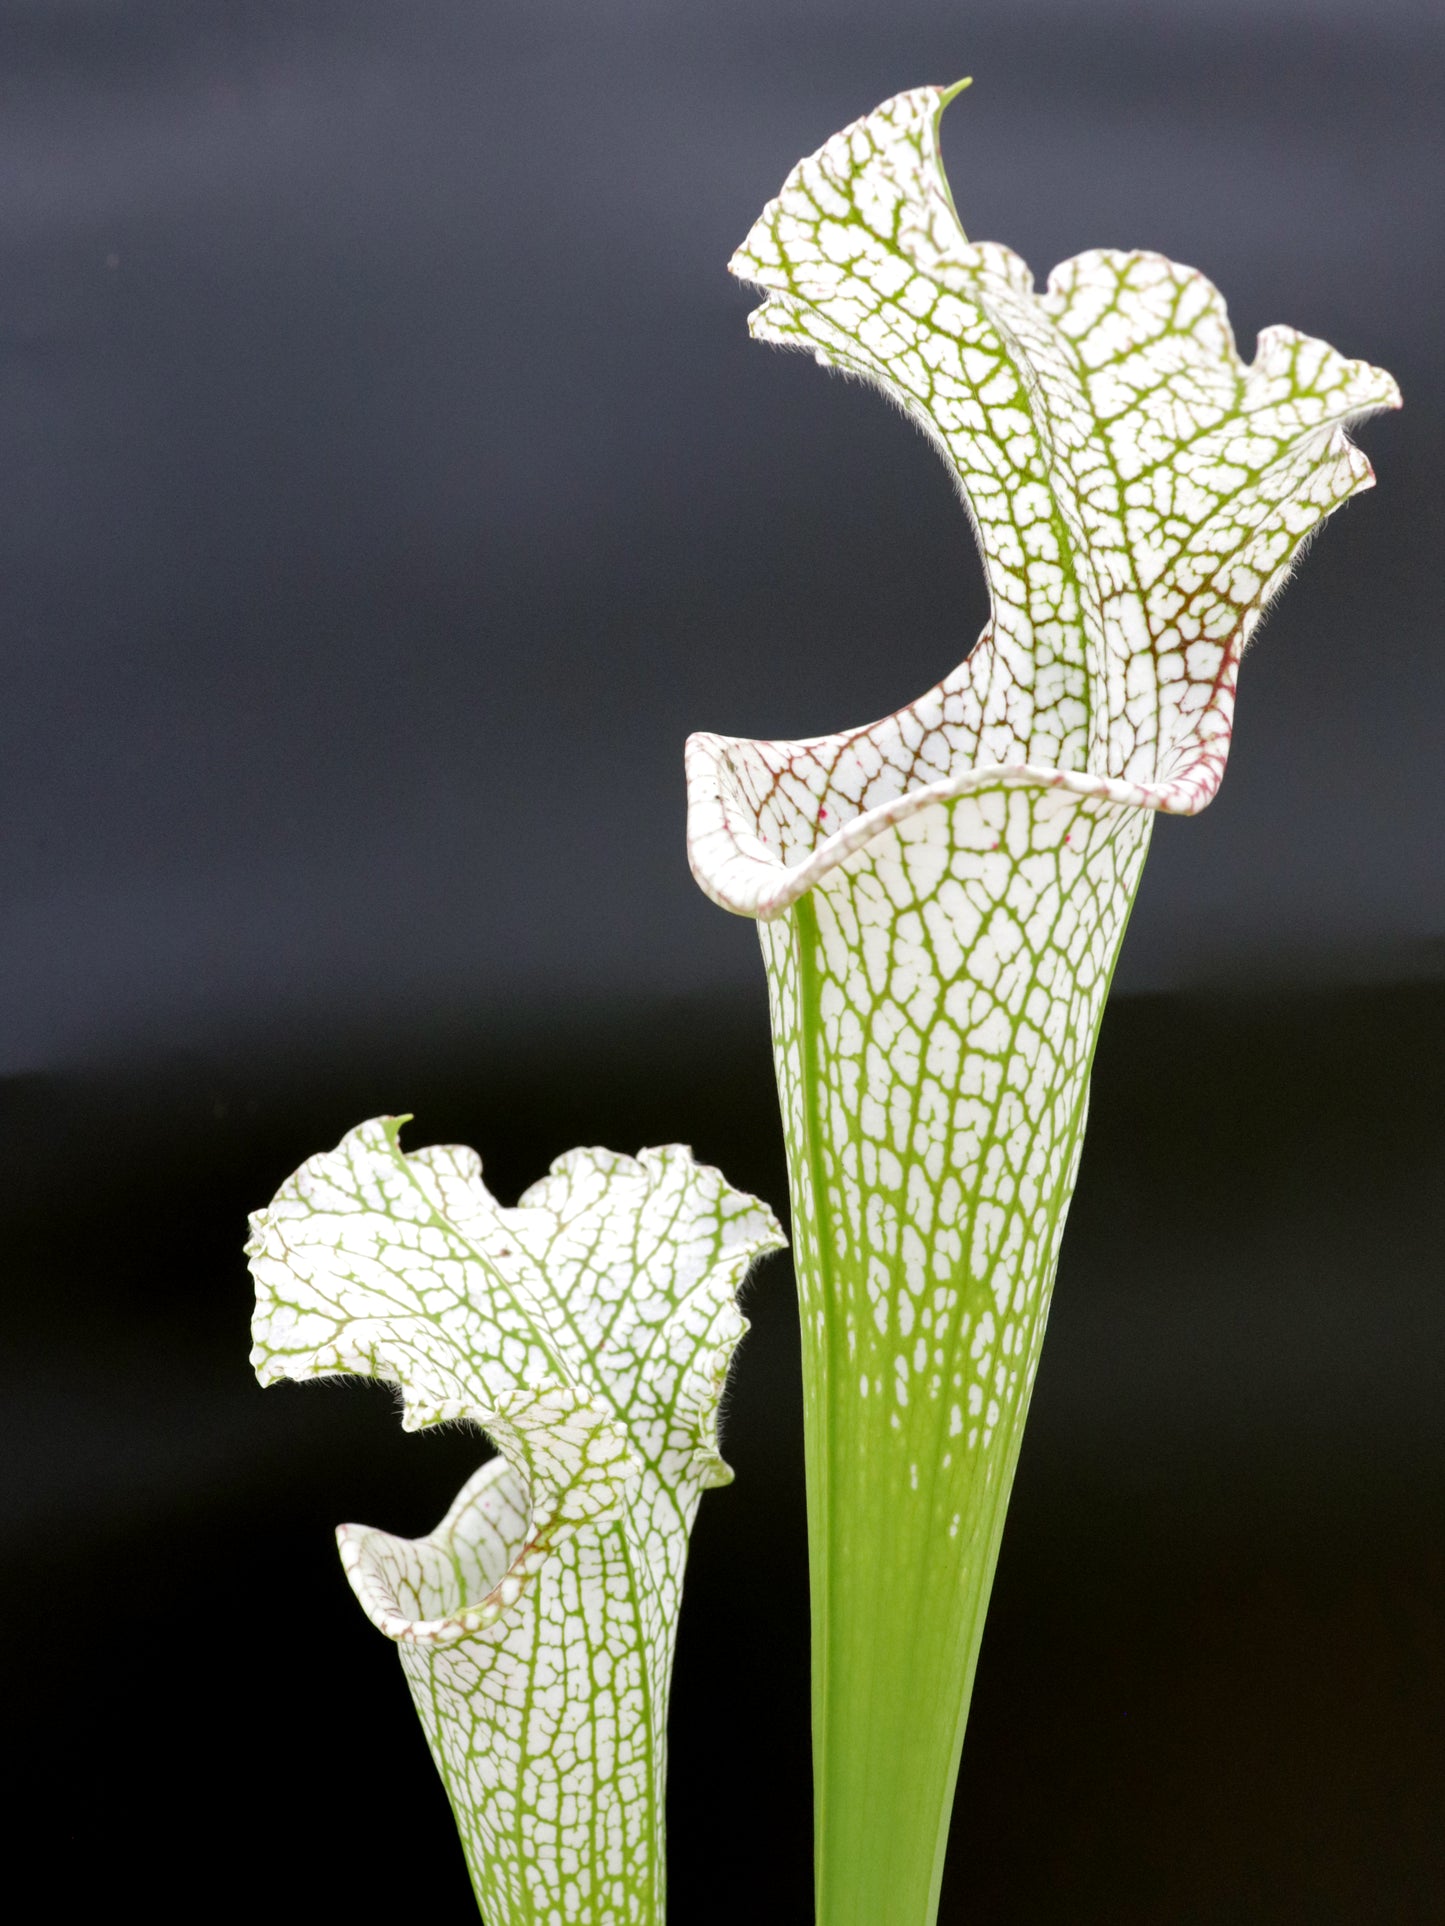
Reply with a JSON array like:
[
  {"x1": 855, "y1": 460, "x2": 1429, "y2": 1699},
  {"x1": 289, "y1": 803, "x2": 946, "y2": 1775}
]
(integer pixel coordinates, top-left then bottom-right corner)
[{"x1": 5, "y1": 4, "x2": 1442, "y2": 1920}]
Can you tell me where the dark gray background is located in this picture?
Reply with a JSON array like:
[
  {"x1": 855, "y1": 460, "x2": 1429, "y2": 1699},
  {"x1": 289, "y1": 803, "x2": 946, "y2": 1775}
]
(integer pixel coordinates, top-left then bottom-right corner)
[
  {"x1": 0, "y1": 0, "x2": 1439, "y2": 1071},
  {"x1": 4, "y1": 4, "x2": 1442, "y2": 1922}
]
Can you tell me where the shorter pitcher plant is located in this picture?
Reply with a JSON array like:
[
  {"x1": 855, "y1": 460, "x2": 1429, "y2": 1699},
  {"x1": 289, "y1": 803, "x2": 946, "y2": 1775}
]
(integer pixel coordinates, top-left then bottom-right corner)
[{"x1": 248, "y1": 1118, "x2": 783, "y2": 1925}]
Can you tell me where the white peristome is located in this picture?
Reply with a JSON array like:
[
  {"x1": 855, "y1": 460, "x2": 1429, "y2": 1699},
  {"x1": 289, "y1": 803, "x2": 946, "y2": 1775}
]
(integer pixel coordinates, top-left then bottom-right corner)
[{"x1": 248, "y1": 1121, "x2": 783, "y2": 1926}]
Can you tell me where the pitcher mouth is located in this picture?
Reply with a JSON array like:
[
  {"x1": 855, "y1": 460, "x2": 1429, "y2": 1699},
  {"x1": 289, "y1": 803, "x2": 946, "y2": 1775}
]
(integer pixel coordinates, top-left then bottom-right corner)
[
  {"x1": 685, "y1": 724, "x2": 1215, "y2": 925},
  {"x1": 336, "y1": 1456, "x2": 553, "y2": 1648}
]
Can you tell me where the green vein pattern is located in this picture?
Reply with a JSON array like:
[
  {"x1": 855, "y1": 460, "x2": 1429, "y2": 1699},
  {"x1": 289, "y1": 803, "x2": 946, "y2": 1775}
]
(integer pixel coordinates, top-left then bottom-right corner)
[
  {"x1": 249, "y1": 1119, "x2": 783, "y2": 1924},
  {"x1": 686, "y1": 83, "x2": 1398, "y2": 1926}
]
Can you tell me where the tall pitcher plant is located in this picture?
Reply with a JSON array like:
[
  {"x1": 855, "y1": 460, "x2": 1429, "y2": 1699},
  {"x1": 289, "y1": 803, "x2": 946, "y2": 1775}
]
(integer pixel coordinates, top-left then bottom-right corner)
[{"x1": 686, "y1": 83, "x2": 1398, "y2": 1926}]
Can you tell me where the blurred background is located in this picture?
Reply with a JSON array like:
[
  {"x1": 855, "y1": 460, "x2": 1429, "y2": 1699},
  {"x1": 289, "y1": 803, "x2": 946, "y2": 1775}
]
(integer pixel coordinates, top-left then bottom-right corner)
[{"x1": 3, "y1": 2, "x2": 1441, "y2": 1919}]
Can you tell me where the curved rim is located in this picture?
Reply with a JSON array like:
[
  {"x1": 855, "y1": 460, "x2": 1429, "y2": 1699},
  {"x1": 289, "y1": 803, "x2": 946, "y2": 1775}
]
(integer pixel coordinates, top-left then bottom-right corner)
[
  {"x1": 685, "y1": 729, "x2": 1214, "y2": 922},
  {"x1": 336, "y1": 1456, "x2": 553, "y2": 1648}
]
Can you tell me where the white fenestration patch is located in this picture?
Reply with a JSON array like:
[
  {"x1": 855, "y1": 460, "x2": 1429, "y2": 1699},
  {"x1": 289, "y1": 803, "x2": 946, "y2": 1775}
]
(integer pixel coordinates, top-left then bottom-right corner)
[
  {"x1": 249, "y1": 1120, "x2": 783, "y2": 1925},
  {"x1": 684, "y1": 84, "x2": 1396, "y2": 1492}
]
